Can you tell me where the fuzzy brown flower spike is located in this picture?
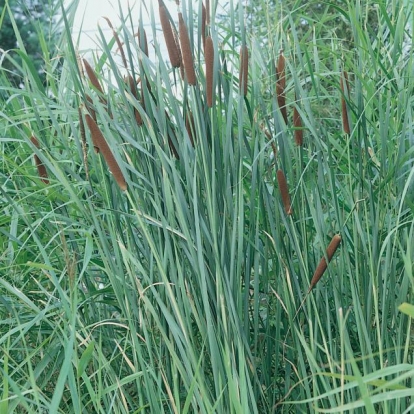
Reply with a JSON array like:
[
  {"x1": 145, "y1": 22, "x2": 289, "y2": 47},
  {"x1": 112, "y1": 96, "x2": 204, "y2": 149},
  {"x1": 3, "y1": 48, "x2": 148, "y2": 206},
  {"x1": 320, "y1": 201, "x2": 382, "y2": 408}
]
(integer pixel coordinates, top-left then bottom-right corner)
[
  {"x1": 239, "y1": 45, "x2": 249, "y2": 97},
  {"x1": 340, "y1": 70, "x2": 350, "y2": 134},
  {"x1": 84, "y1": 114, "x2": 127, "y2": 191},
  {"x1": 205, "y1": 36, "x2": 214, "y2": 107},
  {"x1": 309, "y1": 234, "x2": 342, "y2": 292},
  {"x1": 276, "y1": 49, "x2": 288, "y2": 124},
  {"x1": 159, "y1": 0, "x2": 181, "y2": 68},
  {"x1": 179, "y1": 12, "x2": 197, "y2": 85},
  {"x1": 276, "y1": 169, "x2": 292, "y2": 215},
  {"x1": 31, "y1": 136, "x2": 49, "y2": 184}
]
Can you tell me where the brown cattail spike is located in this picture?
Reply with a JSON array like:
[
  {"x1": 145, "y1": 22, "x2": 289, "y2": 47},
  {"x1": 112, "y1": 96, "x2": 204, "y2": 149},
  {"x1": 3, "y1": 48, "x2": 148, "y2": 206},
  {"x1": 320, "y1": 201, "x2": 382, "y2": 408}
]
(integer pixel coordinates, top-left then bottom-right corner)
[
  {"x1": 276, "y1": 49, "x2": 287, "y2": 124},
  {"x1": 293, "y1": 103, "x2": 303, "y2": 146},
  {"x1": 84, "y1": 114, "x2": 127, "y2": 191},
  {"x1": 159, "y1": 1, "x2": 181, "y2": 68},
  {"x1": 179, "y1": 13, "x2": 197, "y2": 85},
  {"x1": 309, "y1": 234, "x2": 342, "y2": 291},
  {"x1": 201, "y1": 4, "x2": 207, "y2": 52},
  {"x1": 276, "y1": 169, "x2": 292, "y2": 215},
  {"x1": 341, "y1": 71, "x2": 350, "y2": 134},
  {"x1": 205, "y1": 36, "x2": 214, "y2": 107},
  {"x1": 83, "y1": 59, "x2": 104, "y2": 96},
  {"x1": 31, "y1": 136, "x2": 49, "y2": 184},
  {"x1": 239, "y1": 45, "x2": 249, "y2": 97}
]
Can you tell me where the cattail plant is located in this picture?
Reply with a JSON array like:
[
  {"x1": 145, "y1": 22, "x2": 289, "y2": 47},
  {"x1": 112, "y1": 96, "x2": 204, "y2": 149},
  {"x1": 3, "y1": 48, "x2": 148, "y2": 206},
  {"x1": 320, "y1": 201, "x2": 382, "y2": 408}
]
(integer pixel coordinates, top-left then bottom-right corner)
[
  {"x1": 309, "y1": 234, "x2": 342, "y2": 292},
  {"x1": 239, "y1": 45, "x2": 248, "y2": 97},
  {"x1": 179, "y1": 12, "x2": 197, "y2": 85},
  {"x1": 340, "y1": 70, "x2": 350, "y2": 134},
  {"x1": 84, "y1": 113, "x2": 127, "y2": 191},
  {"x1": 205, "y1": 0, "x2": 210, "y2": 25},
  {"x1": 276, "y1": 49, "x2": 288, "y2": 124},
  {"x1": 103, "y1": 17, "x2": 127, "y2": 68},
  {"x1": 30, "y1": 136, "x2": 49, "y2": 184},
  {"x1": 159, "y1": 0, "x2": 181, "y2": 68},
  {"x1": 293, "y1": 98, "x2": 303, "y2": 146},
  {"x1": 276, "y1": 169, "x2": 292, "y2": 215},
  {"x1": 205, "y1": 36, "x2": 214, "y2": 107}
]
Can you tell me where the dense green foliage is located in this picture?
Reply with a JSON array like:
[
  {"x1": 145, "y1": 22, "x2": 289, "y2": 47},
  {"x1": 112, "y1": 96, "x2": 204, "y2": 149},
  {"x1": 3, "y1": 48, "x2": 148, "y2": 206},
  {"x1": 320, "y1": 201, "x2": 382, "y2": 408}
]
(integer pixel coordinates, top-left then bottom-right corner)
[
  {"x1": 0, "y1": 0, "x2": 61, "y2": 86},
  {"x1": 1, "y1": 0, "x2": 413, "y2": 412}
]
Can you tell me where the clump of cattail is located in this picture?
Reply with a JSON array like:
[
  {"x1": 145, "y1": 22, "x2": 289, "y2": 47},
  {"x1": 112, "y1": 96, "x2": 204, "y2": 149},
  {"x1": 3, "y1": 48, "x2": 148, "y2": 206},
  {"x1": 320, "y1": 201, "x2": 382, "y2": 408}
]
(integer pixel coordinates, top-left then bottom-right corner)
[
  {"x1": 293, "y1": 99, "x2": 303, "y2": 146},
  {"x1": 340, "y1": 70, "x2": 350, "y2": 134},
  {"x1": 30, "y1": 136, "x2": 49, "y2": 184},
  {"x1": 159, "y1": 0, "x2": 181, "y2": 68},
  {"x1": 276, "y1": 49, "x2": 288, "y2": 124},
  {"x1": 84, "y1": 114, "x2": 127, "y2": 191},
  {"x1": 103, "y1": 17, "x2": 127, "y2": 68},
  {"x1": 205, "y1": 36, "x2": 214, "y2": 107},
  {"x1": 309, "y1": 234, "x2": 342, "y2": 292},
  {"x1": 185, "y1": 110, "x2": 195, "y2": 146},
  {"x1": 127, "y1": 74, "x2": 143, "y2": 126},
  {"x1": 179, "y1": 12, "x2": 197, "y2": 85},
  {"x1": 276, "y1": 169, "x2": 292, "y2": 215},
  {"x1": 239, "y1": 44, "x2": 249, "y2": 97}
]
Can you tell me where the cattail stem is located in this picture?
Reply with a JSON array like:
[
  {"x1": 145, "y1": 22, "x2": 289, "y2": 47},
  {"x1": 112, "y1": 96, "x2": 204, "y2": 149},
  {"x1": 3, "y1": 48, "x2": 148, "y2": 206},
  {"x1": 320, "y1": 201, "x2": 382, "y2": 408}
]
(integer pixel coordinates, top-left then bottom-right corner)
[
  {"x1": 276, "y1": 169, "x2": 292, "y2": 215},
  {"x1": 341, "y1": 70, "x2": 350, "y2": 134},
  {"x1": 103, "y1": 17, "x2": 127, "y2": 68},
  {"x1": 159, "y1": 1, "x2": 181, "y2": 68},
  {"x1": 179, "y1": 13, "x2": 197, "y2": 85},
  {"x1": 276, "y1": 49, "x2": 288, "y2": 124},
  {"x1": 31, "y1": 136, "x2": 49, "y2": 184},
  {"x1": 84, "y1": 114, "x2": 127, "y2": 191},
  {"x1": 239, "y1": 45, "x2": 248, "y2": 97},
  {"x1": 205, "y1": 36, "x2": 214, "y2": 107},
  {"x1": 309, "y1": 234, "x2": 342, "y2": 291}
]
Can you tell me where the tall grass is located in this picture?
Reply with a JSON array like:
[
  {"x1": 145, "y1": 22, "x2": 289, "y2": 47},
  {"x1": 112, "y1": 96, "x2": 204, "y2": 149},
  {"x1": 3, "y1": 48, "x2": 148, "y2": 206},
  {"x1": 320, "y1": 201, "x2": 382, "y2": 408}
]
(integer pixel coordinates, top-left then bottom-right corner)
[{"x1": 1, "y1": 0, "x2": 413, "y2": 412}]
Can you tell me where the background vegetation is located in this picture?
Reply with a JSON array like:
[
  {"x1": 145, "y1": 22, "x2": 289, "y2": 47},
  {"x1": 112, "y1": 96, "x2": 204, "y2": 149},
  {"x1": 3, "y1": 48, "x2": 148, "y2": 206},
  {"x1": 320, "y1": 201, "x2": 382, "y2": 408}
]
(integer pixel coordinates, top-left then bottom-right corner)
[{"x1": 1, "y1": 0, "x2": 413, "y2": 412}]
